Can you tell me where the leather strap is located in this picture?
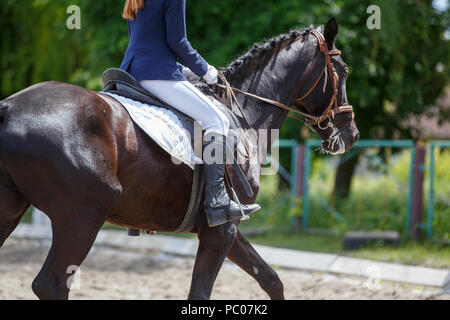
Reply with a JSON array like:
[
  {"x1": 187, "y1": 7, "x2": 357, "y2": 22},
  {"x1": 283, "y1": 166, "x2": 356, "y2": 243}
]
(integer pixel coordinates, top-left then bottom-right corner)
[
  {"x1": 214, "y1": 29, "x2": 354, "y2": 127},
  {"x1": 215, "y1": 76, "x2": 353, "y2": 126},
  {"x1": 173, "y1": 164, "x2": 205, "y2": 233}
]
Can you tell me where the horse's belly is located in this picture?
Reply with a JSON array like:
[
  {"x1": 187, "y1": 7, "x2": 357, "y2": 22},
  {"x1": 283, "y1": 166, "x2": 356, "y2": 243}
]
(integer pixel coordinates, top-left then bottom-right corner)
[{"x1": 107, "y1": 140, "x2": 194, "y2": 232}]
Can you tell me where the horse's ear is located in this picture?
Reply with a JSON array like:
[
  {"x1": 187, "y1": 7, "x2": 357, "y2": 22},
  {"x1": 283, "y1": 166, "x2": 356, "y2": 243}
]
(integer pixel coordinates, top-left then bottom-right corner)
[{"x1": 324, "y1": 18, "x2": 338, "y2": 49}]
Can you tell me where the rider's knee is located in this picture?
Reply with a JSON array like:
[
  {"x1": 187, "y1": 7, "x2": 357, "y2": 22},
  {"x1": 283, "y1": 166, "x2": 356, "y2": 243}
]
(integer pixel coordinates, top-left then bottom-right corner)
[{"x1": 208, "y1": 113, "x2": 229, "y2": 137}]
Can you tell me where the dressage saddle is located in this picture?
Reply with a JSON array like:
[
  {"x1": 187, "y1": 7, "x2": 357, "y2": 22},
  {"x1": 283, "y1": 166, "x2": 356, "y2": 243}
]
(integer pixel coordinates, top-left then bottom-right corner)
[{"x1": 101, "y1": 68, "x2": 241, "y2": 148}]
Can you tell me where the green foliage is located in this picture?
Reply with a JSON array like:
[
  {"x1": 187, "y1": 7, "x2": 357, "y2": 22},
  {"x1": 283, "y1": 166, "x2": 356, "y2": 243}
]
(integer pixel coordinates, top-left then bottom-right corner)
[
  {"x1": 0, "y1": 0, "x2": 86, "y2": 93},
  {"x1": 244, "y1": 174, "x2": 298, "y2": 229},
  {"x1": 245, "y1": 230, "x2": 450, "y2": 269},
  {"x1": 349, "y1": 241, "x2": 450, "y2": 269},
  {"x1": 253, "y1": 148, "x2": 449, "y2": 241},
  {"x1": 307, "y1": 151, "x2": 410, "y2": 236},
  {"x1": 1, "y1": 0, "x2": 448, "y2": 141}
]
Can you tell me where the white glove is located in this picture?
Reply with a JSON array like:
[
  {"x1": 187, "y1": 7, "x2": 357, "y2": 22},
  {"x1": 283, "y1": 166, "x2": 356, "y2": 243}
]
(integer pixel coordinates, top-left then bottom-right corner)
[
  {"x1": 203, "y1": 64, "x2": 218, "y2": 85},
  {"x1": 182, "y1": 67, "x2": 201, "y2": 82}
]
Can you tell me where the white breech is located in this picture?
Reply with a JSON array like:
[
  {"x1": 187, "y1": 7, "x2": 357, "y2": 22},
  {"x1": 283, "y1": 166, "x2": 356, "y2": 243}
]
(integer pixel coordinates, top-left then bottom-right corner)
[{"x1": 139, "y1": 80, "x2": 230, "y2": 137}]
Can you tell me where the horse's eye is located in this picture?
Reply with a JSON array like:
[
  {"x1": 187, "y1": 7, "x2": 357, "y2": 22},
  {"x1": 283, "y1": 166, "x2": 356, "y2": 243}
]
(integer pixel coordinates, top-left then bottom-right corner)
[{"x1": 344, "y1": 65, "x2": 350, "y2": 76}]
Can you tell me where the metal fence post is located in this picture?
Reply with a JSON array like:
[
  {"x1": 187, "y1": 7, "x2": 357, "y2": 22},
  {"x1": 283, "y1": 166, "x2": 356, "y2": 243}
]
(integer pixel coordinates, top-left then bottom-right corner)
[
  {"x1": 302, "y1": 140, "x2": 311, "y2": 230},
  {"x1": 425, "y1": 140, "x2": 450, "y2": 240},
  {"x1": 427, "y1": 144, "x2": 435, "y2": 240},
  {"x1": 296, "y1": 144, "x2": 305, "y2": 197},
  {"x1": 410, "y1": 142, "x2": 426, "y2": 239},
  {"x1": 405, "y1": 144, "x2": 416, "y2": 238}
]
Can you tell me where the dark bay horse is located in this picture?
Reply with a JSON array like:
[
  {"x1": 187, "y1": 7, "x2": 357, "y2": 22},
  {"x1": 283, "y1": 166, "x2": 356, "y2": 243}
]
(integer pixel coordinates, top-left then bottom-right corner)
[{"x1": 0, "y1": 19, "x2": 358, "y2": 299}]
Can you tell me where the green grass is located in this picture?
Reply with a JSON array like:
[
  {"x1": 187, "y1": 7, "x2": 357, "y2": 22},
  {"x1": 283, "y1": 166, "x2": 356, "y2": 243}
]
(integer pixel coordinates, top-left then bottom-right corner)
[
  {"x1": 20, "y1": 207, "x2": 33, "y2": 224},
  {"x1": 243, "y1": 230, "x2": 343, "y2": 253},
  {"x1": 349, "y1": 242, "x2": 450, "y2": 269},
  {"x1": 160, "y1": 227, "x2": 450, "y2": 269},
  {"x1": 244, "y1": 230, "x2": 450, "y2": 269}
]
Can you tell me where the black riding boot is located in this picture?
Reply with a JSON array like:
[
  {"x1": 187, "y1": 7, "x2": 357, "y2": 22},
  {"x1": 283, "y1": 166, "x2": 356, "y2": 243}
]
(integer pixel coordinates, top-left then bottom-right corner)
[{"x1": 203, "y1": 134, "x2": 260, "y2": 227}]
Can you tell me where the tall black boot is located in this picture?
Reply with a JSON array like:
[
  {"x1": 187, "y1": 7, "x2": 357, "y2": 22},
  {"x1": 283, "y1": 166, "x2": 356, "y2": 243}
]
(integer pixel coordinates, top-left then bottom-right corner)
[{"x1": 203, "y1": 134, "x2": 260, "y2": 227}]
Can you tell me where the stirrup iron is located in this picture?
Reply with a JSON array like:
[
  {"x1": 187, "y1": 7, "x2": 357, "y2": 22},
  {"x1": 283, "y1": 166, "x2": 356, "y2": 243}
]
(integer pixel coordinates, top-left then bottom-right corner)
[{"x1": 231, "y1": 187, "x2": 249, "y2": 221}]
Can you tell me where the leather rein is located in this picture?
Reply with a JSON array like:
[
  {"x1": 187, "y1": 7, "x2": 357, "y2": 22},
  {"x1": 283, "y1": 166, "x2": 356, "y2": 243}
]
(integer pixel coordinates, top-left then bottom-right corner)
[{"x1": 215, "y1": 29, "x2": 354, "y2": 130}]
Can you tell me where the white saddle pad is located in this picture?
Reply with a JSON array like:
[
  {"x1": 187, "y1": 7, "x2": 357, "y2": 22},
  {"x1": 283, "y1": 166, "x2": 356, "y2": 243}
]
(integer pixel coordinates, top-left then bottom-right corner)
[{"x1": 101, "y1": 92, "x2": 201, "y2": 169}]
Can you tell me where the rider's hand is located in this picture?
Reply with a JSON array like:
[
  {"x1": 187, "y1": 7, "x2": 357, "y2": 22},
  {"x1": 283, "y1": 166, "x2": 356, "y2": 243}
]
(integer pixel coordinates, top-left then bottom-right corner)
[
  {"x1": 182, "y1": 67, "x2": 201, "y2": 82},
  {"x1": 203, "y1": 64, "x2": 218, "y2": 85}
]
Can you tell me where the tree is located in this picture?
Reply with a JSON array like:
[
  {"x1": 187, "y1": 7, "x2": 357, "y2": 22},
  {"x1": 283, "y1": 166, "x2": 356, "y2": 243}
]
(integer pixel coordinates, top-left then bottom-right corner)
[
  {"x1": 1, "y1": 0, "x2": 448, "y2": 147},
  {"x1": 0, "y1": 0, "x2": 89, "y2": 98}
]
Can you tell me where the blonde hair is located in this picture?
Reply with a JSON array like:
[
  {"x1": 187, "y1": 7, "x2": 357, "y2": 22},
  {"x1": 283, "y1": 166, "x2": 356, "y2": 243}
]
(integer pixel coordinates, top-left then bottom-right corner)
[{"x1": 123, "y1": 0, "x2": 145, "y2": 20}]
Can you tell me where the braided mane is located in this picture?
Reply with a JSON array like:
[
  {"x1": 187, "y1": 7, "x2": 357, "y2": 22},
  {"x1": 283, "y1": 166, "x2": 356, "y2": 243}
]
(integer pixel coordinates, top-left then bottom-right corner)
[{"x1": 221, "y1": 27, "x2": 314, "y2": 79}]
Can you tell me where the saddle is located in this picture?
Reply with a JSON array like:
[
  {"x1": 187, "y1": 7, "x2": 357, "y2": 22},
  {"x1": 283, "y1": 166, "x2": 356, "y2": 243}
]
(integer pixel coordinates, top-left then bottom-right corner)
[
  {"x1": 100, "y1": 68, "x2": 252, "y2": 234},
  {"x1": 102, "y1": 68, "x2": 241, "y2": 148}
]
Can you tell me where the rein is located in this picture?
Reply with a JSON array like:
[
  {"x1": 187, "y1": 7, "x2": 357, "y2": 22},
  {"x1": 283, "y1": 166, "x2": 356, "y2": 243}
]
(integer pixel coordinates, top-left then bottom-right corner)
[{"x1": 214, "y1": 29, "x2": 354, "y2": 129}]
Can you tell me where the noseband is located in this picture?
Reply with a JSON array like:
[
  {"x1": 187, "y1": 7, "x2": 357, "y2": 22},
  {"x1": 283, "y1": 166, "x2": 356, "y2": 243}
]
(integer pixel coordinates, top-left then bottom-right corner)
[{"x1": 214, "y1": 29, "x2": 354, "y2": 129}]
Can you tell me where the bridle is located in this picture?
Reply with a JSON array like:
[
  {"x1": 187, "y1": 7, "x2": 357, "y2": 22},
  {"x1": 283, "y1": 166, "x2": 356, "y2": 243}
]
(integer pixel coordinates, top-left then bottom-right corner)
[
  {"x1": 295, "y1": 30, "x2": 354, "y2": 129},
  {"x1": 214, "y1": 29, "x2": 354, "y2": 131}
]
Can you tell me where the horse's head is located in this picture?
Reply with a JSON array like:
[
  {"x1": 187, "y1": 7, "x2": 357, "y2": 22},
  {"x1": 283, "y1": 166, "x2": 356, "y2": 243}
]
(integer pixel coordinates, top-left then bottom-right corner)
[{"x1": 294, "y1": 18, "x2": 359, "y2": 154}]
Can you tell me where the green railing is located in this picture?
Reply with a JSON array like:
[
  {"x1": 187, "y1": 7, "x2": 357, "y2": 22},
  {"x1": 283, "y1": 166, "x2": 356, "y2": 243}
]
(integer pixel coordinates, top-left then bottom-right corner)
[
  {"x1": 427, "y1": 140, "x2": 450, "y2": 240},
  {"x1": 301, "y1": 139, "x2": 416, "y2": 236},
  {"x1": 268, "y1": 139, "x2": 448, "y2": 239},
  {"x1": 276, "y1": 139, "x2": 299, "y2": 198}
]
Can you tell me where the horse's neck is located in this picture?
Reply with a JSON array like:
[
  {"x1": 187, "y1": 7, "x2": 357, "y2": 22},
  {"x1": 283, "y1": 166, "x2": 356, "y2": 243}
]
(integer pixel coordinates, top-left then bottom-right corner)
[
  {"x1": 229, "y1": 61, "x2": 296, "y2": 164},
  {"x1": 228, "y1": 67, "x2": 292, "y2": 201},
  {"x1": 223, "y1": 33, "x2": 314, "y2": 200}
]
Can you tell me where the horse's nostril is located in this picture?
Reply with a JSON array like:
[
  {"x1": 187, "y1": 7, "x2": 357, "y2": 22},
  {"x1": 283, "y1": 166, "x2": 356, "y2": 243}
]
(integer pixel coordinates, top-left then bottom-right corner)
[{"x1": 354, "y1": 132, "x2": 360, "y2": 142}]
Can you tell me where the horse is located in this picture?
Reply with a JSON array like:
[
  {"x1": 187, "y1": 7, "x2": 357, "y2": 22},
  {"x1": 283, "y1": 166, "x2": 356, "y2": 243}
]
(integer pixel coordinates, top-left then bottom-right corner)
[{"x1": 0, "y1": 18, "x2": 359, "y2": 300}]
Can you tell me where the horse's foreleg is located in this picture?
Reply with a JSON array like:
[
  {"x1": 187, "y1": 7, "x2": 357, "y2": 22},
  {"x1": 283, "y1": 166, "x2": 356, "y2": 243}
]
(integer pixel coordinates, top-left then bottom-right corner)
[
  {"x1": 188, "y1": 222, "x2": 238, "y2": 300},
  {"x1": 227, "y1": 230, "x2": 285, "y2": 300}
]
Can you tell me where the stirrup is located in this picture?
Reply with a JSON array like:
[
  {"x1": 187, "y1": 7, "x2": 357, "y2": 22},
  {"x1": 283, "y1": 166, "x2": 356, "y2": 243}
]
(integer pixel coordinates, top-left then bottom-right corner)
[{"x1": 231, "y1": 188, "x2": 249, "y2": 221}]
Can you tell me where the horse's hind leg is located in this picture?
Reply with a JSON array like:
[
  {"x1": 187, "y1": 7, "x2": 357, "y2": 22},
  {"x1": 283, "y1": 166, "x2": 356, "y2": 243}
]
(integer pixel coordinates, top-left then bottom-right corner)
[
  {"x1": 0, "y1": 189, "x2": 29, "y2": 247},
  {"x1": 227, "y1": 230, "x2": 285, "y2": 300},
  {"x1": 31, "y1": 181, "x2": 121, "y2": 300},
  {"x1": 0, "y1": 169, "x2": 30, "y2": 247},
  {"x1": 32, "y1": 208, "x2": 108, "y2": 300}
]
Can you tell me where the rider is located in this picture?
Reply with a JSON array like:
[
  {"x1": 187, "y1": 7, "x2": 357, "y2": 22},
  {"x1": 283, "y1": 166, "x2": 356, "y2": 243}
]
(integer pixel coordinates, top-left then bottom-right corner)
[{"x1": 120, "y1": 0, "x2": 260, "y2": 227}]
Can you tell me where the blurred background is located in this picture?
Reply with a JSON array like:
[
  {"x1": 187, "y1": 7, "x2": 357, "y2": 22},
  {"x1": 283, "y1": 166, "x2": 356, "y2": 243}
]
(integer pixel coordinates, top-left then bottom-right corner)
[{"x1": 1, "y1": 0, "x2": 449, "y2": 269}]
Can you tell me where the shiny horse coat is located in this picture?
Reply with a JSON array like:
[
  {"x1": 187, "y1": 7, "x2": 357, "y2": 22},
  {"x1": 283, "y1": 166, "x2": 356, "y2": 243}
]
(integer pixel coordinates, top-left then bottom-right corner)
[{"x1": 0, "y1": 20, "x2": 358, "y2": 300}]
